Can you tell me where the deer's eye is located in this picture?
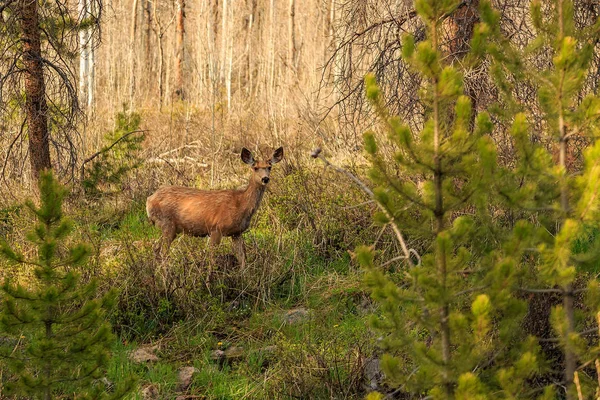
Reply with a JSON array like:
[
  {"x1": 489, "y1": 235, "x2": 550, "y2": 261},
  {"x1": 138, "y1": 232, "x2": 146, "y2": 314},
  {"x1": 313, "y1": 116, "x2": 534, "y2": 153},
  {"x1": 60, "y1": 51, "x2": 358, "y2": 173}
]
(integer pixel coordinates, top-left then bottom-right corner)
[
  {"x1": 254, "y1": 167, "x2": 259, "y2": 171},
  {"x1": 267, "y1": 166, "x2": 272, "y2": 171}
]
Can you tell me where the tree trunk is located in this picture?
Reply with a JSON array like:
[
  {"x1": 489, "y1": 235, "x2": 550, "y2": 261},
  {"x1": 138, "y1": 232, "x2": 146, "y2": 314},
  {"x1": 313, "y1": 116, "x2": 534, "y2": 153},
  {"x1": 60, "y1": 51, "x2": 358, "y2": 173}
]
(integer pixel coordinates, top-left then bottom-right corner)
[
  {"x1": 288, "y1": 0, "x2": 297, "y2": 80},
  {"x1": 129, "y1": 0, "x2": 139, "y2": 108},
  {"x1": 144, "y1": 0, "x2": 152, "y2": 94},
  {"x1": 432, "y1": 21, "x2": 452, "y2": 398},
  {"x1": 79, "y1": 0, "x2": 90, "y2": 109},
  {"x1": 247, "y1": 0, "x2": 257, "y2": 96},
  {"x1": 556, "y1": 1, "x2": 576, "y2": 396},
  {"x1": 209, "y1": 0, "x2": 219, "y2": 85},
  {"x1": 88, "y1": 24, "x2": 95, "y2": 111},
  {"x1": 174, "y1": 0, "x2": 185, "y2": 100},
  {"x1": 443, "y1": 0, "x2": 479, "y2": 125},
  {"x1": 21, "y1": 0, "x2": 51, "y2": 181},
  {"x1": 157, "y1": 33, "x2": 164, "y2": 109},
  {"x1": 225, "y1": 1, "x2": 232, "y2": 110},
  {"x1": 220, "y1": 0, "x2": 227, "y2": 84},
  {"x1": 267, "y1": 0, "x2": 274, "y2": 101},
  {"x1": 151, "y1": 1, "x2": 165, "y2": 109}
]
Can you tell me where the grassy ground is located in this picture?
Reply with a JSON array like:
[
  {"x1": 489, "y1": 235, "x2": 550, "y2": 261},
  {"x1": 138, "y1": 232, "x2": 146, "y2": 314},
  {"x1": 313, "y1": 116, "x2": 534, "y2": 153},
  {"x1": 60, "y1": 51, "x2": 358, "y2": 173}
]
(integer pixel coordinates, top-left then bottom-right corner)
[
  {"x1": 91, "y1": 170, "x2": 381, "y2": 399},
  {"x1": 0, "y1": 106, "x2": 397, "y2": 398}
]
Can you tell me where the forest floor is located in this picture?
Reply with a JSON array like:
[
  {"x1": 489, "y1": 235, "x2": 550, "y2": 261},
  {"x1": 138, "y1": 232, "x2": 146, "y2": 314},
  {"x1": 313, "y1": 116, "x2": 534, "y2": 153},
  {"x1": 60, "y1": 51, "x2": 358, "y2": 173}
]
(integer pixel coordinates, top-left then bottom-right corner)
[
  {"x1": 0, "y1": 107, "x2": 396, "y2": 398},
  {"x1": 97, "y1": 198, "x2": 382, "y2": 399}
]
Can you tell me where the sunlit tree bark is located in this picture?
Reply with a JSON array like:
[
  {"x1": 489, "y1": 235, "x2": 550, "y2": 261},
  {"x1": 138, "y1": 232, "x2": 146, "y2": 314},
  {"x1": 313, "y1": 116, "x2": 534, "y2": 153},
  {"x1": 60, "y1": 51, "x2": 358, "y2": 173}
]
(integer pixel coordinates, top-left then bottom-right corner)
[{"x1": 21, "y1": 0, "x2": 51, "y2": 180}]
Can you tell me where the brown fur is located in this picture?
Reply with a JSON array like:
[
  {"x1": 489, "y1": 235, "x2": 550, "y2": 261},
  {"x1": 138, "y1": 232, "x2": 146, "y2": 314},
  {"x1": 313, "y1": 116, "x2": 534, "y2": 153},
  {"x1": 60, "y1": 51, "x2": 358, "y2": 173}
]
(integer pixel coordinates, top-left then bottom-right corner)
[{"x1": 146, "y1": 147, "x2": 283, "y2": 271}]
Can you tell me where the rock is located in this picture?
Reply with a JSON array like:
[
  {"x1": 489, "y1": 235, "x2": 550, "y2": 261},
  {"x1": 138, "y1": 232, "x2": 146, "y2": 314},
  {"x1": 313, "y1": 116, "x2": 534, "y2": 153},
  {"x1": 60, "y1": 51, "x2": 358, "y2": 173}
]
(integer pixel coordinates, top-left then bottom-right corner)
[
  {"x1": 210, "y1": 346, "x2": 244, "y2": 366},
  {"x1": 140, "y1": 384, "x2": 159, "y2": 400},
  {"x1": 130, "y1": 347, "x2": 159, "y2": 363},
  {"x1": 363, "y1": 358, "x2": 384, "y2": 391},
  {"x1": 284, "y1": 307, "x2": 310, "y2": 325},
  {"x1": 358, "y1": 296, "x2": 376, "y2": 316},
  {"x1": 257, "y1": 345, "x2": 277, "y2": 356},
  {"x1": 0, "y1": 336, "x2": 18, "y2": 346},
  {"x1": 210, "y1": 349, "x2": 225, "y2": 361},
  {"x1": 224, "y1": 346, "x2": 244, "y2": 359},
  {"x1": 176, "y1": 366, "x2": 198, "y2": 391}
]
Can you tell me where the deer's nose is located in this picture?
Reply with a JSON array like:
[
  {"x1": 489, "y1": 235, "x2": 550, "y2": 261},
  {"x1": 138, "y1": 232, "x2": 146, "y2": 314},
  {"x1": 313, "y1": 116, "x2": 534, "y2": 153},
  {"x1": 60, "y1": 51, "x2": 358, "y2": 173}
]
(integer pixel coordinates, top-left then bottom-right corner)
[{"x1": 262, "y1": 177, "x2": 270, "y2": 184}]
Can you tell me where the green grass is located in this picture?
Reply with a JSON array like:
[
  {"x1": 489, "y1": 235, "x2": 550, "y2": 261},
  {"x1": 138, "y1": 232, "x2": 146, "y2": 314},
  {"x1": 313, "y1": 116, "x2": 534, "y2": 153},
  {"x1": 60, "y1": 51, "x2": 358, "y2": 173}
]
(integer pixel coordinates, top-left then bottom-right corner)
[
  {"x1": 103, "y1": 259, "x2": 374, "y2": 398},
  {"x1": 0, "y1": 162, "x2": 380, "y2": 399}
]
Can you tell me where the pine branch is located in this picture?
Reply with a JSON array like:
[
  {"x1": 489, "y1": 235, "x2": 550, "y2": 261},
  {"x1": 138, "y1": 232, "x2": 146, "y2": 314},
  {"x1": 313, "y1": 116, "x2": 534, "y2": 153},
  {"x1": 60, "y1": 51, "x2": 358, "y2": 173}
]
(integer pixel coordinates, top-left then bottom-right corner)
[{"x1": 80, "y1": 129, "x2": 146, "y2": 181}]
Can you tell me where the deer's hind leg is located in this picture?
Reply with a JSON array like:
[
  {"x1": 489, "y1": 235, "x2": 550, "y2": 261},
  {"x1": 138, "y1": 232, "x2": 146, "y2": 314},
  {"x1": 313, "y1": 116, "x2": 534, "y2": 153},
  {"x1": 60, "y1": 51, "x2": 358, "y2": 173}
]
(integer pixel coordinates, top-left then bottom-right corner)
[{"x1": 155, "y1": 221, "x2": 177, "y2": 260}]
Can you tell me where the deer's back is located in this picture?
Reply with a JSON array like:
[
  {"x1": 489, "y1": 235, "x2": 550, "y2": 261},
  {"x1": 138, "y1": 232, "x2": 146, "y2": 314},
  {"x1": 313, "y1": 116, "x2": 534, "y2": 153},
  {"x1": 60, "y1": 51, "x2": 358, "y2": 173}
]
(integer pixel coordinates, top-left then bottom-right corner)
[{"x1": 146, "y1": 186, "x2": 249, "y2": 236}]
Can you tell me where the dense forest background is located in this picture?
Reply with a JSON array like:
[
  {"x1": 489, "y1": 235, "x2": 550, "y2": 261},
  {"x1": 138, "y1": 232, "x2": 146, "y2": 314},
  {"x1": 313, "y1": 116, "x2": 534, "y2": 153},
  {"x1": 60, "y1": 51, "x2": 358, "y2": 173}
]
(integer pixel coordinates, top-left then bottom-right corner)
[
  {"x1": 3, "y1": 0, "x2": 600, "y2": 399},
  {"x1": 10, "y1": 0, "x2": 600, "y2": 186}
]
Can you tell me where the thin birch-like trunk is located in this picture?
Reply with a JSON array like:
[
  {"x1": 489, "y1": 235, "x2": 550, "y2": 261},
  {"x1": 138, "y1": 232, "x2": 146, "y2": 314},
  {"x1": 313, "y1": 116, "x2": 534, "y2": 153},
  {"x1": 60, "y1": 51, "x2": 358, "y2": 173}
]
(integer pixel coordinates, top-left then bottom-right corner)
[
  {"x1": 174, "y1": 0, "x2": 185, "y2": 100},
  {"x1": 288, "y1": 0, "x2": 297, "y2": 80},
  {"x1": 220, "y1": 0, "x2": 227, "y2": 83},
  {"x1": 225, "y1": 1, "x2": 232, "y2": 111},
  {"x1": 129, "y1": 0, "x2": 139, "y2": 108},
  {"x1": 144, "y1": 0, "x2": 152, "y2": 94},
  {"x1": 87, "y1": 0, "x2": 95, "y2": 112},
  {"x1": 79, "y1": 0, "x2": 90, "y2": 108}
]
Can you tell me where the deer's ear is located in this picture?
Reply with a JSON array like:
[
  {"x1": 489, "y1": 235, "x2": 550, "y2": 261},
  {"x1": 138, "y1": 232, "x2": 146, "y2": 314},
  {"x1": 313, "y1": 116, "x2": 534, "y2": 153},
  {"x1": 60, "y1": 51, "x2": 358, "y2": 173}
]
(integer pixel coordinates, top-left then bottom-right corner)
[
  {"x1": 271, "y1": 147, "x2": 284, "y2": 164},
  {"x1": 241, "y1": 148, "x2": 255, "y2": 165}
]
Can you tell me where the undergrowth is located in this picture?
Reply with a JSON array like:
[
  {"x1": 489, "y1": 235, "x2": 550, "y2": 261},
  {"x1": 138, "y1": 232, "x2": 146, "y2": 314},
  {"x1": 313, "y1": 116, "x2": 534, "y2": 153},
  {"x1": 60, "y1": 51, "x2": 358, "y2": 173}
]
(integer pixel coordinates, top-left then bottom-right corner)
[{"x1": 0, "y1": 142, "x2": 384, "y2": 398}]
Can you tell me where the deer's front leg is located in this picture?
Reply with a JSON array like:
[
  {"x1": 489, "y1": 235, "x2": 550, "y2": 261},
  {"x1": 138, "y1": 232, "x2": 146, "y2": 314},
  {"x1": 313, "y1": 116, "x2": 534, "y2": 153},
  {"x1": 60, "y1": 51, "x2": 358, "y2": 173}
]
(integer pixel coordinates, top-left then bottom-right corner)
[
  {"x1": 232, "y1": 234, "x2": 246, "y2": 269},
  {"x1": 206, "y1": 231, "x2": 222, "y2": 283}
]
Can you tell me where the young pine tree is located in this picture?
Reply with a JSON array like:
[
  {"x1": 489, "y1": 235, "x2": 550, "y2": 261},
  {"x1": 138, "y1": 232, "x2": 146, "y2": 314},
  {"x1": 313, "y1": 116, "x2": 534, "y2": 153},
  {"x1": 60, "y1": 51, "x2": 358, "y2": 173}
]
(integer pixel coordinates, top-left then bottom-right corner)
[
  {"x1": 483, "y1": 0, "x2": 600, "y2": 397},
  {"x1": 0, "y1": 171, "x2": 133, "y2": 399},
  {"x1": 355, "y1": 0, "x2": 536, "y2": 397},
  {"x1": 82, "y1": 110, "x2": 145, "y2": 198}
]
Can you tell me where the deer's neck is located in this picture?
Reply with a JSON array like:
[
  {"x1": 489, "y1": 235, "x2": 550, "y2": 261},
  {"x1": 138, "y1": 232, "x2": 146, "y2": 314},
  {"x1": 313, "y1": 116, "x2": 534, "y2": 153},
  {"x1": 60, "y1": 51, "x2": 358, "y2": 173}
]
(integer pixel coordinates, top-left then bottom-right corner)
[{"x1": 242, "y1": 179, "x2": 266, "y2": 217}]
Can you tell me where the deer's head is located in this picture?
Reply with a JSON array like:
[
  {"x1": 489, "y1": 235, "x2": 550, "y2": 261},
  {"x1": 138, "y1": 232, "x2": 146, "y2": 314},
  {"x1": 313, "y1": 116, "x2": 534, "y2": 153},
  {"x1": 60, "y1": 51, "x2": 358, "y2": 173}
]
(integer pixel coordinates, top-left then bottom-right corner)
[{"x1": 241, "y1": 147, "x2": 284, "y2": 186}]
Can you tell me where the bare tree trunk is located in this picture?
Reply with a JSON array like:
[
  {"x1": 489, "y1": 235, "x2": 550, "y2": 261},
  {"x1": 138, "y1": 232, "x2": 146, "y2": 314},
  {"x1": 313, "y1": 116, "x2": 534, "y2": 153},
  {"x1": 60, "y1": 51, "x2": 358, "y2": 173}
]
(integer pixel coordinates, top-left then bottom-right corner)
[
  {"x1": 88, "y1": 23, "x2": 95, "y2": 111},
  {"x1": 79, "y1": 0, "x2": 90, "y2": 109},
  {"x1": 247, "y1": 0, "x2": 257, "y2": 97},
  {"x1": 144, "y1": 0, "x2": 152, "y2": 94},
  {"x1": 157, "y1": 33, "x2": 165, "y2": 109},
  {"x1": 174, "y1": 0, "x2": 185, "y2": 100},
  {"x1": 329, "y1": 0, "x2": 339, "y2": 104},
  {"x1": 151, "y1": 1, "x2": 167, "y2": 110},
  {"x1": 225, "y1": 1, "x2": 232, "y2": 110},
  {"x1": 208, "y1": 0, "x2": 219, "y2": 89},
  {"x1": 288, "y1": 0, "x2": 297, "y2": 80},
  {"x1": 220, "y1": 0, "x2": 227, "y2": 84},
  {"x1": 129, "y1": 0, "x2": 139, "y2": 108},
  {"x1": 86, "y1": 0, "x2": 96, "y2": 113},
  {"x1": 267, "y1": 0, "x2": 274, "y2": 101},
  {"x1": 21, "y1": 0, "x2": 51, "y2": 181},
  {"x1": 243, "y1": 1, "x2": 252, "y2": 93}
]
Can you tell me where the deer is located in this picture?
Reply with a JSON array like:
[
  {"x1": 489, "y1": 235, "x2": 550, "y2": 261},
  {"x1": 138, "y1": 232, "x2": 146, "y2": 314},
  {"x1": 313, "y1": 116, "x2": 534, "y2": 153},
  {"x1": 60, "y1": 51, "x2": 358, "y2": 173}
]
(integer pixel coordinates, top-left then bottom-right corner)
[{"x1": 146, "y1": 146, "x2": 284, "y2": 278}]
